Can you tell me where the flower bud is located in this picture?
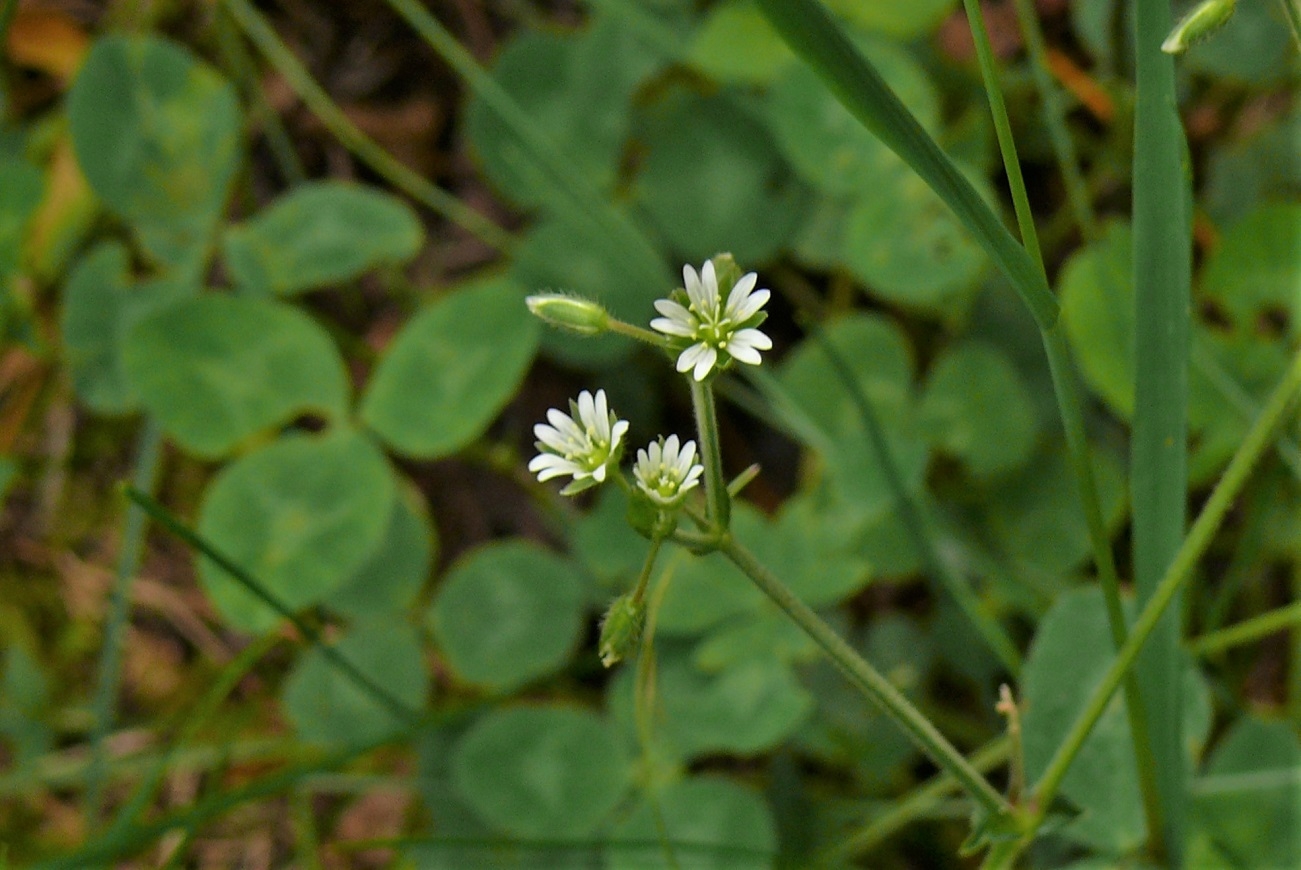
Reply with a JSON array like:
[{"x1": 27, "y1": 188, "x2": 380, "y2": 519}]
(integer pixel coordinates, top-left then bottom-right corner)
[
  {"x1": 598, "y1": 592, "x2": 645, "y2": 668},
  {"x1": 1161, "y1": 0, "x2": 1236, "y2": 54},
  {"x1": 525, "y1": 293, "x2": 609, "y2": 336}
]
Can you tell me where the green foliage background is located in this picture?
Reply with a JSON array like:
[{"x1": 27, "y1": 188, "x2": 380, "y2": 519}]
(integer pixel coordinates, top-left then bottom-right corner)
[{"x1": 0, "y1": 0, "x2": 1297, "y2": 866}]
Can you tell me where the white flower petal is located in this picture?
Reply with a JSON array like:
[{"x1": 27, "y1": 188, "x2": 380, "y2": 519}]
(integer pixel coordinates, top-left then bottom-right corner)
[
  {"x1": 654, "y1": 298, "x2": 691, "y2": 320},
  {"x1": 610, "y1": 418, "x2": 629, "y2": 446},
  {"x1": 651, "y1": 317, "x2": 696, "y2": 337},
  {"x1": 683, "y1": 263, "x2": 699, "y2": 294},
  {"x1": 577, "y1": 390, "x2": 598, "y2": 429},
  {"x1": 700, "y1": 260, "x2": 717, "y2": 297},
  {"x1": 692, "y1": 345, "x2": 718, "y2": 381},
  {"x1": 676, "y1": 342, "x2": 709, "y2": 374},
  {"x1": 534, "y1": 425, "x2": 572, "y2": 454},
  {"x1": 724, "y1": 273, "x2": 757, "y2": 313},
  {"x1": 729, "y1": 287, "x2": 770, "y2": 322},
  {"x1": 731, "y1": 328, "x2": 773, "y2": 351},
  {"x1": 727, "y1": 342, "x2": 761, "y2": 365}
]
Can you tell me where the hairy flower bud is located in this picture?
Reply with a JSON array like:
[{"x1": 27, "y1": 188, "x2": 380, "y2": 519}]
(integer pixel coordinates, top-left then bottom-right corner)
[
  {"x1": 1161, "y1": 0, "x2": 1236, "y2": 53},
  {"x1": 526, "y1": 293, "x2": 610, "y2": 336},
  {"x1": 598, "y1": 592, "x2": 645, "y2": 668}
]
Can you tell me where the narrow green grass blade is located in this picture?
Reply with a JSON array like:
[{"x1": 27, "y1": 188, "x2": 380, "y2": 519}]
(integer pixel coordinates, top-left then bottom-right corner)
[
  {"x1": 38, "y1": 738, "x2": 399, "y2": 869},
  {"x1": 381, "y1": 0, "x2": 668, "y2": 287},
  {"x1": 84, "y1": 419, "x2": 163, "y2": 825},
  {"x1": 0, "y1": 736, "x2": 294, "y2": 797},
  {"x1": 221, "y1": 0, "x2": 513, "y2": 252},
  {"x1": 753, "y1": 0, "x2": 1057, "y2": 330},
  {"x1": 819, "y1": 736, "x2": 1012, "y2": 863},
  {"x1": 101, "y1": 632, "x2": 280, "y2": 839},
  {"x1": 213, "y1": 5, "x2": 306, "y2": 186},
  {"x1": 1190, "y1": 600, "x2": 1301, "y2": 656},
  {"x1": 810, "y1": 326, "x2": 1022, "y2": 675},
  {"x1": 975, "y1": 0, "x2": 1164, "y2": 846},
  {"x1": 1130, "y1": 0, "x2": 1194, "y2": 856},
  {"x1": 123, "y1": 486, "x2": 421, "y2": 728},
  {"x1": 1027, "y1": 347, "x2": 1301, "y2": 847}
]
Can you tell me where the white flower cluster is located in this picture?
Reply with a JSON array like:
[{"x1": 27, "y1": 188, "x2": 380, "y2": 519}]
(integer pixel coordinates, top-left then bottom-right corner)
[
  {"x1": 651, "y1": 261, "x2": 772, "y2": 381},
  {"x1": 528, "y1": 259, "x2": 772, "y2": 505},
  {"x1": 528, "y1": 389, "x2": 628, "y2": 496}
]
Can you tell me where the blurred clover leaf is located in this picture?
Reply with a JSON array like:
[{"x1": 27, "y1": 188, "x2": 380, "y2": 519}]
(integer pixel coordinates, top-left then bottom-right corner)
[
  {"x1": 428, "y1": 540, "x2": 585, "y2": 693},
  {"x1": 326, "y1": 484, "x2": 435, "y2": 620},
  {"x1": 61, "y1": 242, "x2": 197, "y2": 415},
  {"x1": 361, "y1": 277, "x2": 539, "y2": 459},
  {"x1": 68, "y1": 34, "x2": 241, "y2": 273},
  {"x1": 607, "y1": 776, "x2": 778, "y2": 869},
  {"x1": 282, "y1": 620, "x2": 426, "y2": 747},
  {"x1": 451, "y1": 706, "x2": 632, "y2": 840},
  {"x1": 196, "y1": 427, "x2": 395, "y2": 633},
  {"x1": 222, "y1": 181, "x2": 423, "y2": 297},
  {"x1": 123, "y1": 294, "x2": 350, "y2": 458}
]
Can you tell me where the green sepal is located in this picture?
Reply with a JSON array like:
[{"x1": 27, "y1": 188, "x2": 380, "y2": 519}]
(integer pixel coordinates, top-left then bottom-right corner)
[
  {"x1": 598, "y1": 592, "x2": 646, "y2": 668},
  {"x1": 959, "y1": 806, "x2": 1023, "y2": 856},
  {"x1": 710, "y1": 252, "x2": 744, "y2": 296}
]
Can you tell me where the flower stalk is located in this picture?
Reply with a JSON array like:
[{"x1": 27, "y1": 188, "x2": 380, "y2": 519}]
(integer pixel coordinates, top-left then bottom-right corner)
[
  {"x1": 690, "y1": 379, "x2": 730, "y2": 530},
  {"x1": 719, "y1": 532, "x2": 1015, "y2": 823}
]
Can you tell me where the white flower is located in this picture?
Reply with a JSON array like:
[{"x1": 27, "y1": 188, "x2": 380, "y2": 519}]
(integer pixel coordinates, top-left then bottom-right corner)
[
  {"x1": 529, "y1": 389, "x2": 629, "y2": 495},
  {"x1": 651, "y1": 260, "x2": 773, "y2": 381},
  {"x1": 633, "y1": 435, "x2": 705, "y2": 507}
]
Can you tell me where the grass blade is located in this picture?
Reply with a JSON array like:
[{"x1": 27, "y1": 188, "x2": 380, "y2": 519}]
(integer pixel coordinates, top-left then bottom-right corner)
[
  {"x1": 122, "y1": 485, "x2": 421, "y2": 729},
  {"x1": 1026, "y1": 347, "x2": 1301, "y2": 847},
  {"x1": 380, "y1": 0, "x2": 668, "y2": 287},
  {"x1": 810, "y1": 324, "x2": 1022, "y2": 675},
  {"x1": 1130, "y1": 0, "x2": 1195, "y2": 855},
  {"x1": 220, "y1": 0, "x2": 513, "y2": 253},
  {"x1": 84, "y1": 418, "x2": 163, "y2": 824},
  {"x1": 753, "y1": 0, "x2": 1057, "y2": 330}
]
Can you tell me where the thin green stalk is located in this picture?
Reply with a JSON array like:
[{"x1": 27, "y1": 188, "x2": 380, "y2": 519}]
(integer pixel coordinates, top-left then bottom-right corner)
[
  {"x1": 1189, "y1": 600, "x2": 1301, "y2": 656},
  {"x1": 1282, "y1": 0, "x2": 1301, "y2": 48},
  {"x1": 1026, "y1": 347, "x2": 1301, "y2": 846},
  {"x1": 812, "y1": 324, "x2": 1022, "y2": 675},
  {"x1": 1013, "y1": 0, "x2": 1301, "y2": 495},
  {"x1": 1009, "y1": 0, "x2": 1099, "y2": 239},
  {"x1": 606, "y1": 317, "x2": 673, "y2": 350},
  {"x1": 380, "y1": 0, "x2": 666, "y2": 285},
  {"x1": 85, "y1": 418, "x2": 164, "y2": 824},
  {"x1": 691, "y1": 381, "x2": 730, "y2": 530},
  {"x1": 0, "y1": 737, "x2": 295, "y2": 797},
  {"x1": 38, "y1": 737, "x2": 402, "y2": 869},
  {"x1": 1131, "y1": 0, "x2": 1194, "y2": 856},
  {"x1": 718, "y1": 534, "x2": 1014, "y2": 822},
  {"x1": 819, "y1": 736, "x2": 1012, "y2": 864},
  {"x1": 635, "y1": 559, "x2": 681, "y2": 870},
  {"x1": 220, "y1": 0, "x2": 512, "y2": 252},
  {"x1": 123, "y1": 486, "x2": 421, "y2": 728},
  {"x1": 101, "y1": 632, "x2": 280, "y2": 838},
  {"x1": 1042, "y1": 324, "x2": 1166, "y2": 843},
  {"x1": 1193, "y1": 342, "x2": 1301, "y2": 481},
  {"x1": 1292, "y1": 563, "x2": 1301, "y2": 722},
  {"x1": 962, "y1": 0, "x2": 1138, "y2": 665},
  {"x1": 959, "y1": 0, "x2": 1046, "y2": 275},
  {"x1": 963, "y1": 3, "x2": 1133, "y2": 641},
  {"x1": 292, "y1": 789, "x2": 326, "y2": 870},
  {"x1": 213, "y1": 4, "x2": 306, "y2": 186},
  {"x1": 754, "y1": 0, "x2": 1058, "y2": 330}
]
